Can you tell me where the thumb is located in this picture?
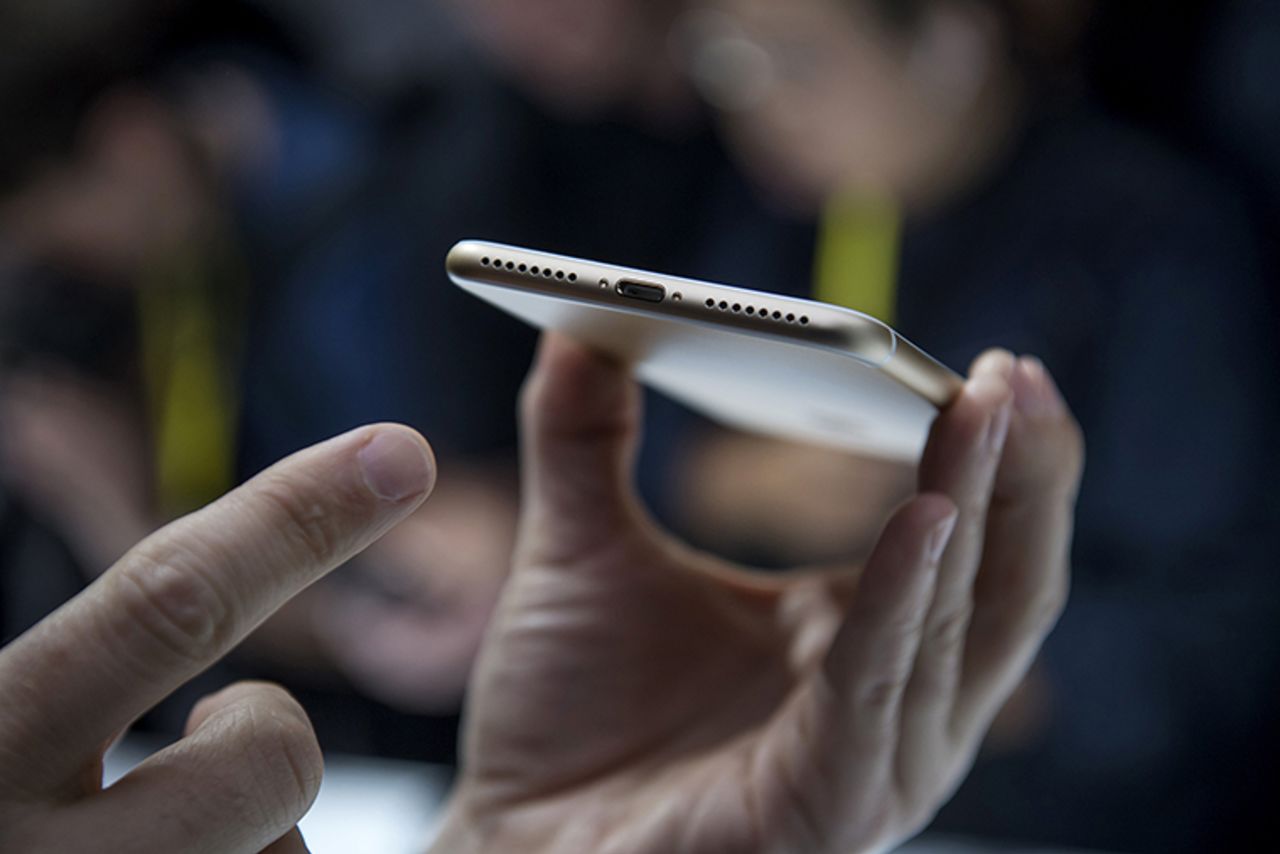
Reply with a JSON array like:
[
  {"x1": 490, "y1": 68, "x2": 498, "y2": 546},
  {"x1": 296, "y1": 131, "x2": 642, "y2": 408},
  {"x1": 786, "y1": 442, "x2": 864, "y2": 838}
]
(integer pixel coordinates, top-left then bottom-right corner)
[{"x1": 517, "y1": 333, "x2": 644, "y2": 561}]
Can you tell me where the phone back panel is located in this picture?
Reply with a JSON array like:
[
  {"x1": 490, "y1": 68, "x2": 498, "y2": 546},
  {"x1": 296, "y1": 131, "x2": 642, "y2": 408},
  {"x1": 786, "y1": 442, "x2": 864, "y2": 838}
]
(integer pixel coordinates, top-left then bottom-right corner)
[{"x1": 451, "y1": 273, "x2": 944, "y2": 460}]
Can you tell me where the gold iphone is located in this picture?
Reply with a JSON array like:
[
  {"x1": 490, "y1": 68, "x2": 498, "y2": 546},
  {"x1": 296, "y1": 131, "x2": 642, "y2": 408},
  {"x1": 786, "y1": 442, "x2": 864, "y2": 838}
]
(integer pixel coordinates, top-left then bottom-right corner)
[{"x1": 447, "y1": 240, "x2": 962, "y2": 459}]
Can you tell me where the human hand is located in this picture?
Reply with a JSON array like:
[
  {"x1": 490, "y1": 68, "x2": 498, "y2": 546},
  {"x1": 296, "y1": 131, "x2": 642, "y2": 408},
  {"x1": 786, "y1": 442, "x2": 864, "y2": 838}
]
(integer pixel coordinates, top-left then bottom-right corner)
[
  {"x1": 0, "y1": 367, "x2": 153, "y2": 569},
  {"x1": 432, "y1": 336, "x2": 1082, "y2": 853},
  {"x1": 0, "y1": 424, "x2": 435, "y2": 853}
]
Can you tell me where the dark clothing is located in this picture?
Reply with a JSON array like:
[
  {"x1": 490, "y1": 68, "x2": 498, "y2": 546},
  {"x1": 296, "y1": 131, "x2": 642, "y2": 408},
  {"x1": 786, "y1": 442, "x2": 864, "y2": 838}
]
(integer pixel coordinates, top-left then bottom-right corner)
[
  {"x1": 236, "y1": 66, "x2": 759, "y2": 473},
  {"x1": 233, "y1": 65, "x2": 1279, "y2": 847},
  {"x1": 230, "y1": 62, "x2": 805, "y2": 764},
  {"x1": 643, "y1": 106, "x2": 1280, "y2": 853},
  {"x1": 4, "y1": 44, "x2": 1264, "y2": 845},
  {"x1": 894, "y1": 109, "x2": 1280, "y2": 854}
]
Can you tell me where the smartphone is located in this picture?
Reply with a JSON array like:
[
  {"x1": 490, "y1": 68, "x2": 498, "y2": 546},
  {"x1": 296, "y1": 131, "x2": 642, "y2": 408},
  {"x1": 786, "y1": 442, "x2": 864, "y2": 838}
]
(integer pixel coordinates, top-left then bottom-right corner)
[{"x1": 447, "y1": 240, "x2": 962, "y2": 459}]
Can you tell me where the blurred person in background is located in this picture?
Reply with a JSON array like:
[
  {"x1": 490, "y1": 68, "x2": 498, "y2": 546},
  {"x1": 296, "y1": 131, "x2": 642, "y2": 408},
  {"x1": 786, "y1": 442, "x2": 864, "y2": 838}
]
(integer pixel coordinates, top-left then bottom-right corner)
[
  {"x1": 660, "y1": 0, "x2": 1280, "y2": 851},
  {"x1": 0, "y1": 0, "x2": 248, "y2": 623},
  {"x1": 3, "y1": 1, "x2": 1276, "y2": 849},
  {"x1": 0, "y1": 0, "x2": 473, "y2": 755},
  {"x1": 0, "y1": 0, "x2": 374, "y2": 732},
  {"x1": 227, "y1": 0, "x2": 810, "y2": 760},
  {"x1": 257, "y1": 1, "x2": 1280, "y2": 847},
  {"x1": 4, "y1": 0, "x2": 751, "y2": 766}
]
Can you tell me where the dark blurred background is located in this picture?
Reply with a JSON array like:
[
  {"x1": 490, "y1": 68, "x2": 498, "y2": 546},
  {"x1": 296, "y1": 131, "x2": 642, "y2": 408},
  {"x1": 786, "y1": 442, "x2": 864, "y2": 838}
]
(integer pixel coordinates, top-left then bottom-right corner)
[{"x1": 1, "y1": 1, "x2": 1276, "y2": 852}]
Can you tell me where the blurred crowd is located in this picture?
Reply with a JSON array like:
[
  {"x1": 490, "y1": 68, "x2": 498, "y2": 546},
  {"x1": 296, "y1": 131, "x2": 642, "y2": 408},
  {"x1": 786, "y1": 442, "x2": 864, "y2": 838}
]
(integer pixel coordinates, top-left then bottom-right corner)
[{"x1": 1, "y1": 1, "x2": 1276, "y2": 852}]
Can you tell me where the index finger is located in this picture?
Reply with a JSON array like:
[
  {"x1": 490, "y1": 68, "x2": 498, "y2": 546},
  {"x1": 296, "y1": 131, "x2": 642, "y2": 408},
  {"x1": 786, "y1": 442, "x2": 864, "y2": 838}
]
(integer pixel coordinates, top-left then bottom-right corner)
[{"x1": 0, "y1": 423, "x2": 435, "y2": 797}]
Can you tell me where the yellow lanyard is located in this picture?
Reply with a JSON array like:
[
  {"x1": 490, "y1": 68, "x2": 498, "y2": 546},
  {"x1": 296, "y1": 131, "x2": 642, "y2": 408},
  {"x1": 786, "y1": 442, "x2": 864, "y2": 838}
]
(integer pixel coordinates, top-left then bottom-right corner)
[
  {"x1": 813, "y1": 193, "x2": 902, "y2": 324},
  {"x1": 139, "y1": 245, "x2": 242, "y2": 516}
]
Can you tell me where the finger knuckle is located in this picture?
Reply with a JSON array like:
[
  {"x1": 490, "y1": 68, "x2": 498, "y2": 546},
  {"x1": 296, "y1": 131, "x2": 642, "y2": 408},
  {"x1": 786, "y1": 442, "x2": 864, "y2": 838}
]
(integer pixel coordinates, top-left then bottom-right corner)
[
  {"x1": 927, "y1": 606, "x2": 973, "y2": 651},
  {"x1": 839, "y1": 794, "x2": 898, "y2": 852},
  {"x1": 859, "y1": 673, "x2": 911, "y2": 712},
  {"x1": 255, "y1": 477, "x2": 350, "y2": 566},
  {"x1": 1029, "y1": 575, "x2": 1070, "y2": 633},
  {"x1": 113, "y1": 552, "x2": 235, "y2": 665}
]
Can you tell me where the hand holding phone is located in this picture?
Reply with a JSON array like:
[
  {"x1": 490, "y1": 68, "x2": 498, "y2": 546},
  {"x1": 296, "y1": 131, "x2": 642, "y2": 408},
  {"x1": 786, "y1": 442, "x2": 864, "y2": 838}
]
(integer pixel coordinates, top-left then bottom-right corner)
[{"x1": 429, "y1": 334, "x2": 1083, "y2": 854}]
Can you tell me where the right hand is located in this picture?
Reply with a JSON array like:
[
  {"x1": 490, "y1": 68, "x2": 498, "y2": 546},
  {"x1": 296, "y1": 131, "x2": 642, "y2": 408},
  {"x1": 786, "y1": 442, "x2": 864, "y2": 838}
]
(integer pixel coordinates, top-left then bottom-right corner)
[{"x1": 433, "y1": 336, "x2": 1083, "y2": 854}]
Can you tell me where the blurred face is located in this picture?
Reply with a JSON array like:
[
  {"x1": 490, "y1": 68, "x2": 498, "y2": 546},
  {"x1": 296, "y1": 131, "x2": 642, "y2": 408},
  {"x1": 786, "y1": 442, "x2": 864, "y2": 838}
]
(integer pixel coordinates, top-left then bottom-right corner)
[
  {"x1": 0, "y1": 89, "x2": 207, "y2": 280},
  {"x1": 446, "y1": 0, "x2": 679, "y2": 114},
  {"x1": 679, "y1": 0, "x2": 1004, "y2": 209}
]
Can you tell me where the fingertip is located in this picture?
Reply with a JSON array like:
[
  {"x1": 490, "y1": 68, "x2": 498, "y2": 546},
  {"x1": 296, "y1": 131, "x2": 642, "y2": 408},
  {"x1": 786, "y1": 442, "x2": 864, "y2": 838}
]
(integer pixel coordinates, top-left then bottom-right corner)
[
  {"x1": 994, "y1": 358, "x2": 1085, "y2": 499},
  {"x1": 183, "y1": 681, "x2": 314, "y2": 749},
  {"x1": 536, "y1": 330, "x2": 587, "y2": 363},
  {"x1": 948, "y1": 371, "x2": 1013, "y2": 457},
  {"x1": 970, "y1": 348, "x2": 1016, "y2": 381},
  {"x1": 965, "y1": 371, "x2": 1014, "y2": 410},
  {"x1": 356, "y1": 424, "x2": 437, "y2": 505},
  {"x1": 912, "y1": 491, "x2": 960, "y2": 528},
  {"x1": 533, "y1": 331, "x2": 627, "y2": 390},
  {"x1": 1009, "y1": 356, "x2": 1065, "y2": 420}
]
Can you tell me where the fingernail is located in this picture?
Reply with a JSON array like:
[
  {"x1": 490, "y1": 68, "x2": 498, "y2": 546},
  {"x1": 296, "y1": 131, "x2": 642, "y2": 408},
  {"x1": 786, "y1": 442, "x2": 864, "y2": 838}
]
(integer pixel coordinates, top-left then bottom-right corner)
[
  {"x1": 358, "y1": 430, "x2": 433, "y2": 502},
  {"x1": 972, "y1": 348, "x2": 1016, "y2": 381},
  {"x1": 926, "y1": 511, "x2": 959, "y2": 565},
  {"x1": 1012, "y1": 357, "x2": 1061, "y2": 419}
]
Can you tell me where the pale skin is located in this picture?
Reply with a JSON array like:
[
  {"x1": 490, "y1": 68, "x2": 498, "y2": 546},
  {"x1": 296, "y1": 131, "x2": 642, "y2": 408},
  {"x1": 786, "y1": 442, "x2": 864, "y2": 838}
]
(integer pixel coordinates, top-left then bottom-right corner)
[
  {"x1": 431, "y1": 334, "x2": 1083, "y2": 853},
  {"x1": 0, "y1": 424, "x2": 437, "y2": 854},
  {"x1": 0, "y1": 333, "x2": 1081, "y2": 853}
]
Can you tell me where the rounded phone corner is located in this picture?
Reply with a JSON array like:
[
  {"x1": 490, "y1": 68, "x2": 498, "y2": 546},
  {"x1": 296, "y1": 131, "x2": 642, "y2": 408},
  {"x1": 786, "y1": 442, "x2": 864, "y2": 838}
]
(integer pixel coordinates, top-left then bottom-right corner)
[
  {"x1": 446, "y1": 240, "x2": 484, "y2": 282},
  {"x1": 820, "y1": 309, "x2": 896, "y2": 367}
]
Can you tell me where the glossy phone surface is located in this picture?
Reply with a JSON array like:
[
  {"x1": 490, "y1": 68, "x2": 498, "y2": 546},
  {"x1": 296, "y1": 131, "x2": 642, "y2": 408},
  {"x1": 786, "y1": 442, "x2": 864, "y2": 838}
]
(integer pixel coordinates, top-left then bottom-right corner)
[{"x1": 447, "y1": 240, "x2": 962, "y2": 459}]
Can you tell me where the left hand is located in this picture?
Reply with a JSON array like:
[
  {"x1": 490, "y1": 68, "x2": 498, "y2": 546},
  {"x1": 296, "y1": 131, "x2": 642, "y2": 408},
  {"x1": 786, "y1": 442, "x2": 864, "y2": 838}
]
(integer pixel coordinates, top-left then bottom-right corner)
[{"x1": 0, "y1": 424, "x2": 435, "y2": 854}]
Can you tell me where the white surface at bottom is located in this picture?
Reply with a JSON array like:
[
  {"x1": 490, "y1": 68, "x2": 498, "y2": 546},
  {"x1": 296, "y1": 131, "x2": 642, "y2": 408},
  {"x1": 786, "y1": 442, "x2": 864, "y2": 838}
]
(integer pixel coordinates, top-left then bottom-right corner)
[
  {"x1": 105, "y1": 737, "x2": 1119, "y2": 854},
  {"x1": 105, "y1": 735, "x2": 451, "y2": 854}
]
